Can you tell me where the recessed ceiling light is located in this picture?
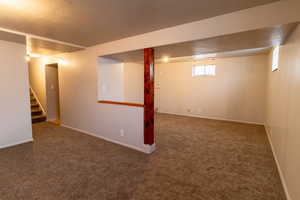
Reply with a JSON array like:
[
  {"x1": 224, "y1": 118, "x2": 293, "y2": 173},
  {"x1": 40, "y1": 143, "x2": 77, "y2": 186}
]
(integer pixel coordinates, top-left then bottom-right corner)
[
  {"x1": 0, "y1": 0, "x2": 19, "y2": 6},
  {"x1": 58, "y1": 59, "x2": 67, "y2": 65},
  {"x1": 163, "y1": 57, "x2": 169, "y2": 63},
  {"x1": 29, "y1": 53, "x2": 41, "y2": 58},
  {"x1": 193, "y1": 53, "x2": 217, "y2": 60},
  {"x1": 193, "y1": 55, "x2": 203, "y2": 59},
  {"x1": 42, "y1": 57, "x2": 50, "y2": 64},
  {"x1": 25, "y1": 56, "x2": 30, "y2": 62}
]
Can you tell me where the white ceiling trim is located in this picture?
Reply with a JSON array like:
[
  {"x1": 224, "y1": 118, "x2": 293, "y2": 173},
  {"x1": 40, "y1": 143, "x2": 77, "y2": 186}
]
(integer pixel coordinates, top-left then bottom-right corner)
[{"x1": 0, "y1": 27, "x2": 87, "y2": 49}]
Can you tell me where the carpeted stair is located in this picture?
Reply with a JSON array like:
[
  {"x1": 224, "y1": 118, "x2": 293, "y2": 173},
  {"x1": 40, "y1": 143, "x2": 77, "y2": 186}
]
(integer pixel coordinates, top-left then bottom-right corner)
[{"x1": 30, "y1": 90, "x2": 46, "y2": 123}]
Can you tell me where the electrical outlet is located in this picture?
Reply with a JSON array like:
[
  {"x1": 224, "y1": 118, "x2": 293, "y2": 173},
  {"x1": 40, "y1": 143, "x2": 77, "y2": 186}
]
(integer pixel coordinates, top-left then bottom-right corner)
[{"x1": 120, "y1": 129, "x2": 125, "y2": 137}]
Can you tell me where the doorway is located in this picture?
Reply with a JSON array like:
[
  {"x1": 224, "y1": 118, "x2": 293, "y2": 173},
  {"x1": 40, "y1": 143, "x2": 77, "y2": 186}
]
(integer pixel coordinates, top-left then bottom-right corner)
[{"x1": 45, "y1": 63, "x2": 60, "y2": 124}]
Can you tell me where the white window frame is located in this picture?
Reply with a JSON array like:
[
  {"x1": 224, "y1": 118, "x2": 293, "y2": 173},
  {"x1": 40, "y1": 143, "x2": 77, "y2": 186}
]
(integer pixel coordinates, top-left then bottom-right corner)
[
  {"x1": 192, "y1": 64, "x2": 216, "y2": 77},
  {"x1": 272, "y1": 46, "x2": 280, "y2": 72}
]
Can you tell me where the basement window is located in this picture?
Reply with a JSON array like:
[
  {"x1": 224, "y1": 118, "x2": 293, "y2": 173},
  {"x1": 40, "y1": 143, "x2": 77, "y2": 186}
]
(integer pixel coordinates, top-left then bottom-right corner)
[
  {"x1": 272, "y1": 46, "x2": 280, "y2": 71},
  {"x1": 192, "y1": 65, "x2": 216, "y2": 77}
]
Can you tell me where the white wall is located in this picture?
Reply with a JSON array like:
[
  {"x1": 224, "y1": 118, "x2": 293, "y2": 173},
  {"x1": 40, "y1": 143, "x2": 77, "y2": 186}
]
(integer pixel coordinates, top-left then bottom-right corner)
[
  {"x1": 59, "y1": 51, "x2": 152, "y2": 153},
  {"x1": 28, "y1": 58, "x2": 47, "y2": 112},
  {"x1": 0, "y1": 40, "x2": 32, "y2": 148},
  {"x1": 123, "y1": 62, "x2": 144, "y2": 103},
  {"x1": 155, "y1": 55, "x2": 267, "y2": 124},
  {"x1": 265, "y1": 25, "x2": 300, "y2": 200},
  {"x1": 98, "y1": 59, "x2": 144, "y2": 104},
  {"x1": 98, "y1": 58, "x2": 124, "y2": 102}
]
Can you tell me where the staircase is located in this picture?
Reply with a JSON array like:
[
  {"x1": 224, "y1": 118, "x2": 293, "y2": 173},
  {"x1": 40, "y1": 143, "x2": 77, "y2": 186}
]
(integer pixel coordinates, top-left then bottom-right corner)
[{"x1": 30, "y1": 90, "x2": 46, "y2": 123}]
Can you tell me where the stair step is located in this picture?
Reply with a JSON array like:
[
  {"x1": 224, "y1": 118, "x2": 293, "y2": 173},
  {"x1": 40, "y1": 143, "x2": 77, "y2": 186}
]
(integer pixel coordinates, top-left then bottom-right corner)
[
  {"x1": 32, "y1": 115, "x2": 46, "y2": 119},
  {"x1": 31, "y1": 103, "x2": 39, "y2": 108},
  {"x1": 32, "y1": 115, "x2": 46, "y2": 123},
  {"x1": 31, "y1": 107, "x2": 42, "y2": 112},
  {"x1": 31, "y1": 108, "x2": 43, "y2": 116}
]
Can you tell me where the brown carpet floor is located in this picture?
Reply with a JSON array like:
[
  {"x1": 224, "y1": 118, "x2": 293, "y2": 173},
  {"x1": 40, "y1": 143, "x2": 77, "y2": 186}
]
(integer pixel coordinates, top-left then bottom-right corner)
[{"x1": 0, "y1": 113, "x2": 286, "y2": 200}]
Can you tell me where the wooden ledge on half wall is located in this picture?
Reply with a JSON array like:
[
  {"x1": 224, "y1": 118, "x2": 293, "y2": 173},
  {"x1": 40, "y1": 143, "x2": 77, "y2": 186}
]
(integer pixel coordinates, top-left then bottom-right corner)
[{"x1": 98, "y1": 100, "x2": 144, "y2": 107}]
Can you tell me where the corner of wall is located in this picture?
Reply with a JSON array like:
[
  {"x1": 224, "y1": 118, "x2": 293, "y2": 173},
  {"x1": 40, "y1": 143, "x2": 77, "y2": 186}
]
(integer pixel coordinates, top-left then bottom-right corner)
[
  {"x1": 264, "y1": 124, "x2": 292, "y2": 200},
  {"x1": 61, "y1": 124, "x2": 154, "y2": 154}
]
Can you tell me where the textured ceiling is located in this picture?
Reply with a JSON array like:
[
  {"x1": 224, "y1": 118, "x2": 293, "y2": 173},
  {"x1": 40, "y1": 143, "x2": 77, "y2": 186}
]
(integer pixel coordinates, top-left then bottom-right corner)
[
  {"x1": 155, "y1": 47, "x2": 271, "y2": 64},
  {"x1": 0, "y1": 30, "x2": 83, "y2": 55},
  {"x1": 104, "y1": 23, "x2": 297, "y2": 62},
  {"x1": 0, "y1": 0, "x2": 278, "y2": 46}
]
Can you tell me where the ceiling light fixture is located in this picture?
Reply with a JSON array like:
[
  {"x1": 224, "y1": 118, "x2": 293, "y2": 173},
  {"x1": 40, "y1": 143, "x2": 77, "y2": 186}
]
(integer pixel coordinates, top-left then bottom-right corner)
[
  {"x1": 0, "y1": 0, "x2": 20, "y2": 6},
  {"x1": 163, "y1": 57, "x2": 169, "y2": 63},
  {"x1": 42, "y1": 57, "x2": 51, "y2": 65},
  {"x1": 58, "y1": 59, "x2": 67, "y2": 65},
  {"x1": 29, "y1": 53, "x2": 41, "y2": 58},
  {"x1": 193, "y1": 53, "x2": 217, "y2": 60},
  {"x1": 25, "y1": 55, "x2": 30, "y2": 62}
]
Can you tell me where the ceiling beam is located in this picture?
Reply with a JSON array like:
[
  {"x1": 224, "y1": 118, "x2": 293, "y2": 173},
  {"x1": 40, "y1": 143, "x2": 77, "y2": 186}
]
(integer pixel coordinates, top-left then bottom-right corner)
[{"x1": 0, "y1": 27, "x2": 86, "y2": 49}]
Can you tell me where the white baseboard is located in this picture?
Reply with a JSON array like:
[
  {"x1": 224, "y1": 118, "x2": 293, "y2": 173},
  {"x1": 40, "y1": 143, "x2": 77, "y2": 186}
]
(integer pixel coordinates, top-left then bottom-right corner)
[
  {"x1": 0, "y1": 138, "x2": 33, "y2": 149},
  {"x1": 264, "y1": 125, "x2": 291, "y2": 200},
  {"x1": 61, "y1": 124, "x2": 155, "y2": 154},
  {"x1": 158, "y1": 111, "x2": 264, "y2": 125}
]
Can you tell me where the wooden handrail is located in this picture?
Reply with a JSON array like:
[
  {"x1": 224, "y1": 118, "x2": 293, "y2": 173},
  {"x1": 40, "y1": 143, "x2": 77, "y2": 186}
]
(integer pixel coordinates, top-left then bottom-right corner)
[{"x1": 98, "y1": 100, "x2": 144, "y2": 107}]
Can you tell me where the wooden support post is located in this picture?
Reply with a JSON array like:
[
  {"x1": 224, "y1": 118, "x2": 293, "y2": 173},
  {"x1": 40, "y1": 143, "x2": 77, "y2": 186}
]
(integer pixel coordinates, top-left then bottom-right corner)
[{"x1": 144, "y1": 48, "x2": 155, "y2": 145}]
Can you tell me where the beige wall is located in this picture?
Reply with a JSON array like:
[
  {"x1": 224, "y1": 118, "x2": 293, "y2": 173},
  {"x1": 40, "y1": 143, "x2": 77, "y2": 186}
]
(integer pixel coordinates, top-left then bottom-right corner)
[
  {"x1": 155, "y1": 55, "x2": 267, "y2": 124},
  {"x1": 28, "y1": 58, "x2": 47, "y2": 112},
  {"x1": 265, "y1": 25, "x2": 300, "y2": 200},
  {"x1": 0, "y1": 40, "x2": 32, "y2": 148}
]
